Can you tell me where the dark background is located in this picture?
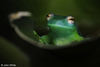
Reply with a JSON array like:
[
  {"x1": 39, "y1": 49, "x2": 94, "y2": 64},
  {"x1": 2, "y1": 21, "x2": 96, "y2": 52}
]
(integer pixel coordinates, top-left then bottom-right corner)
[{"x1": 0, "y1": 0, "x2": 100, "y2": 67}]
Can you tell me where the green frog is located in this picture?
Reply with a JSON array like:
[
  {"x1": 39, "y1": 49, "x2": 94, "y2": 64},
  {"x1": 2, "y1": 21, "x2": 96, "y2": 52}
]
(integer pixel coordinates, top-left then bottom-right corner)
[{"x1": 34, "y1": 13, "x2": 84, "y2": 46}]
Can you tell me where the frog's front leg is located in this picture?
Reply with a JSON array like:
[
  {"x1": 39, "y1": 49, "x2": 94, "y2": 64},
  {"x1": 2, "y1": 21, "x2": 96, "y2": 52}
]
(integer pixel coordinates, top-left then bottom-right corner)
[{"x1": 33, "y1": 30, "x2": 50, "y2": 45}]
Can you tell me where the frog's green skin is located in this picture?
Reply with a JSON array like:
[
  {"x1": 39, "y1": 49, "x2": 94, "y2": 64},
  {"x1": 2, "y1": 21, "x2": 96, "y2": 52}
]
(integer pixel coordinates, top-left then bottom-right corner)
[{"x1": 34, "y1": 13, "x2": 84, "y2": 46}]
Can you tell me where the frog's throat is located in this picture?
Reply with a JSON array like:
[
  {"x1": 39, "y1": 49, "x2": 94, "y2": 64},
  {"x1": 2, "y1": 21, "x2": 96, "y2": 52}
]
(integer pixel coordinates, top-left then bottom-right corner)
[{"x1": 48, "y1": 24, "x2": 77, "y2": 36}]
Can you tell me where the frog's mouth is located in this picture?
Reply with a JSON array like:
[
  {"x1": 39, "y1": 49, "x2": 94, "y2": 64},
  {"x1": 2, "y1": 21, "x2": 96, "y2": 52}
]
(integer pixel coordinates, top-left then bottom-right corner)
[
  {"x1": 48, "y1": 23, "x2": 76, "y2": 32},
  {"x1": 48, "y1": 24, "x2": 74, "y2": 29}
]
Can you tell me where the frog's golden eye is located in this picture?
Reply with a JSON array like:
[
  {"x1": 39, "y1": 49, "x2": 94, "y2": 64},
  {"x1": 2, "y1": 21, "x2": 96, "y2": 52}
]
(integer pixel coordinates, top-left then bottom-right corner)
[
  {"x1": 67, "y1": 16, "x2": 75, "y2": 24},
  {"x1": 47, "y1": 13, "x2": 53, "y2": 20}
]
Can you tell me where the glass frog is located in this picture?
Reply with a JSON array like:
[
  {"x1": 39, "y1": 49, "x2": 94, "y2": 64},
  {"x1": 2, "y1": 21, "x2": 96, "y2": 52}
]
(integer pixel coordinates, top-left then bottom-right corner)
[{"x1": 34, "y1": 13, "x2": 84, "y2": 46}]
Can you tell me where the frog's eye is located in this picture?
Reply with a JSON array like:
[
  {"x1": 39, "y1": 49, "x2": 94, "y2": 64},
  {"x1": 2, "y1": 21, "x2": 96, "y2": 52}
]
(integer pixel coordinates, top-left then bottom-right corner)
[
  {"x1": 47, "y1": 13, "x2": 53, "y2": 20},
  {"x1": 67, "y1": 16, "x2": 75, "y2": 24}
]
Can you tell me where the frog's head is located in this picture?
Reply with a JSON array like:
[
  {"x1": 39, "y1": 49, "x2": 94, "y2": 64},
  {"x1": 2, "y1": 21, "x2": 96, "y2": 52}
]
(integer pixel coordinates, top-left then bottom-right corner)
[
  {"x1": 46, "y1": 13, "x2": 82, "y2": 37},
  {"x1": 47, "y1": 13, "x2": 75, "y2": 26}
]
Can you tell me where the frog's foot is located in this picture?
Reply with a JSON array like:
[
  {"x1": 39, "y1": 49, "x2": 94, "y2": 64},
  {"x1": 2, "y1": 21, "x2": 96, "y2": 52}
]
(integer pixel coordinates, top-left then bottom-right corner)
[{"x1": 8, "y1": 11, "x2": 32, "y2": 23}]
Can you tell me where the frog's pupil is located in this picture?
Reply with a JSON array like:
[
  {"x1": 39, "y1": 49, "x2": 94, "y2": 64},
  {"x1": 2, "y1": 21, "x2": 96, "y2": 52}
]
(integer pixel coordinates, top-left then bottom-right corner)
[
  {"x1": 47, "y1": 15, "x2": 49, "y2": 17},
  {"x1": 69, "y1": 19, "x2": 74, "y2": 20}
]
